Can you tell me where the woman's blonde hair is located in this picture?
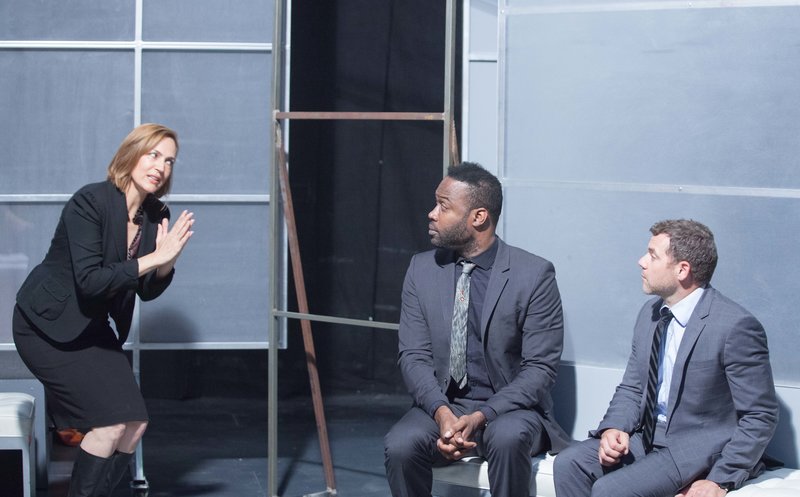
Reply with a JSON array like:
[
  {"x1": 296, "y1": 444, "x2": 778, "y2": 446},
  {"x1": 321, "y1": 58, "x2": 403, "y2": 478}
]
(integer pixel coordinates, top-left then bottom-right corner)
[{"x1": 107, "y1": 123, "x2": 179, "y2": 198}]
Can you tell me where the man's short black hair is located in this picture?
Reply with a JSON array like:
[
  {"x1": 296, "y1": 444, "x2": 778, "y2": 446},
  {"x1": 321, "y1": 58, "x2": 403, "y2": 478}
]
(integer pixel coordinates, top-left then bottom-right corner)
[{"x1": 446, "y1": 162, "x2": 503, "y2": 226}]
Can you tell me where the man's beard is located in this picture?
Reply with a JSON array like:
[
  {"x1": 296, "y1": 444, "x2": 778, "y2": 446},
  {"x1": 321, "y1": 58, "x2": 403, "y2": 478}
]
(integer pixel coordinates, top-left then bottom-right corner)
[{"x1": 431, "y1": 216, "x2": 474, "y2": 254}]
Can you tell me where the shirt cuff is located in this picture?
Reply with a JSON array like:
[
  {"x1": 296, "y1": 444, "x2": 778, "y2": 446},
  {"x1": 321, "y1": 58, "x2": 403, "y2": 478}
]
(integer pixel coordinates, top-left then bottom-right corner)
[
  {"x1": 429, "y1": 401, "x2": 448, "y2": 418},
  {"x1": 479, "y1": 406, "x2": 498, "y2": 424}
]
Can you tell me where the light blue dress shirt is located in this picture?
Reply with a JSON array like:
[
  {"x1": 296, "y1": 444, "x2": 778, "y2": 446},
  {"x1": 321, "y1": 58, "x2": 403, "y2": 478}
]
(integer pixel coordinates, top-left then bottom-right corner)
[{"x1": 656, "y1": 287, "x2": 705, "y2": 423}]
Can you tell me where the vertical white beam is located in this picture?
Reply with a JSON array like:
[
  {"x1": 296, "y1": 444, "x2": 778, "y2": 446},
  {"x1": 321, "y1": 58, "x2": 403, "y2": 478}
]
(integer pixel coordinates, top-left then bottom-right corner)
[
  {"x1": 134, "y1": 0, "x2": 143, "y2": 127},
  {"x1": 444, "y1": 0, "x2": 457, "y2": 173},
  {"x1": 461, "y1": 0, "x2": 471, "y2": 161}
]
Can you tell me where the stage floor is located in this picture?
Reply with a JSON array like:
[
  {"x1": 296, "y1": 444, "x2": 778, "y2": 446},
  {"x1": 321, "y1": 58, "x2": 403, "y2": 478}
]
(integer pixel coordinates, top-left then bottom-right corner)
[{"x1": 47, "y1": 392, "x2": 409, "y2": 497}]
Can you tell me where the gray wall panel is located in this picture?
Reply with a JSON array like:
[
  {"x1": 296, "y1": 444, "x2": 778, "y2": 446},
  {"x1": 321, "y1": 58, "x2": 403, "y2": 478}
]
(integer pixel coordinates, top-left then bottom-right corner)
[
  {"x1": 0, "y1": 50, "x2": 134, "y2": 194},
  {"x1": 138, "y1": 203, "x2": 270, "y2": 344},
  {"x1": 501, "y1": 3, "x2": 800, "y2": 392},
  {"x1": 504, "y1": 186, "x2": 800, "y2": 383},
  {"x1": 0, "y1": 204, "x2": 70, "y2": 343},
  {"x1": 2, "y1": 3, "x2": 276, "y2": 348},
  {"x1": 503, "y1": 7, "x2": 800, "y2": 188},
  {"x1": 0, "y1": 202, "x2": 272, "y2": 346},
  {"x1": 143, "y1": 0, "x2": 274, "y2": 43},
  {"x1": 142, "y1": 51, "x2": 272, "y2": 194},
  {"x1": 0, "y1": 1, "x2": 133, "y2": 41}
]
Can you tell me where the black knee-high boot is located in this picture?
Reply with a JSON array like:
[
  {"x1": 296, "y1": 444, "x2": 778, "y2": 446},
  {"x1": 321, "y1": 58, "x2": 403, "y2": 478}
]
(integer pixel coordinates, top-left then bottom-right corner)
[
  {"x1": 68, "y1": 449, "x2": 111, "y2": 497},
  {"x1": 95, "y1": 450, "x2": 134, "y2": 497}
]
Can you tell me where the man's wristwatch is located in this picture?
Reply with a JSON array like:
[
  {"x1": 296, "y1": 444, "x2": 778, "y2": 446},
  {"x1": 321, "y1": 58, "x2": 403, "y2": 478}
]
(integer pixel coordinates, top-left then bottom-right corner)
[{"x1": 717, "y1": 482, "x2": 735, "y2": 492}]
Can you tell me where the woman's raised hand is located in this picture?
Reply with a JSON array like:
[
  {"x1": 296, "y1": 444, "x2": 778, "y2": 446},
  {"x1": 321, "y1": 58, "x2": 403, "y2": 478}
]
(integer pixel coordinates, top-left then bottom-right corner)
[{"x1": 154, "y1": 210, "x2": 194, "y2": 271}]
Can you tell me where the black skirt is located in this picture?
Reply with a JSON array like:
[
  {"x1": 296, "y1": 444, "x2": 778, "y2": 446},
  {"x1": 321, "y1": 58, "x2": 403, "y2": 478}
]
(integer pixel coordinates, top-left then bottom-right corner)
[{"x1": 12, "y1": 305, "x2": 148, "y2": 431}]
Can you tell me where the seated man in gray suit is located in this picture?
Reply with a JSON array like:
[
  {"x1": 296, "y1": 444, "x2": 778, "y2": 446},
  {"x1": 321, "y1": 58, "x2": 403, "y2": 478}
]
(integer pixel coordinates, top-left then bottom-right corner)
[
  {"x1": 384, "y1": 162, "x2": 570, "y2": 497},
  {"x1": 554, "y1": 219, "x2": 779, "y2": 497}
]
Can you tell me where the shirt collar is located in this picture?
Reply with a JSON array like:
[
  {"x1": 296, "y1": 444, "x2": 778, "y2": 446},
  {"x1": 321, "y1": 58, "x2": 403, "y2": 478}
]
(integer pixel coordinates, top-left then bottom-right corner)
[
  {"x1": 458, "y1": 237, "x2": 498, "y2": 270},
  {"x1": 664, "y1": 287, "x2": 705, "y2": 328}
]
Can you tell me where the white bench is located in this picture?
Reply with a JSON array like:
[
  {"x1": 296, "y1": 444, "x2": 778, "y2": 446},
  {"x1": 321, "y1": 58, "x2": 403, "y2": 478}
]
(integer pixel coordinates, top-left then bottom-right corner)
[
  {"x1": 432, "y1": 453, "x2": 800, "y2": 497},
  {"x1": 432, "y1": 454, "x2": 555, "y2": 497},
  {"x1": 0, "y1": 392, "x2": 36, "y2": 497}
]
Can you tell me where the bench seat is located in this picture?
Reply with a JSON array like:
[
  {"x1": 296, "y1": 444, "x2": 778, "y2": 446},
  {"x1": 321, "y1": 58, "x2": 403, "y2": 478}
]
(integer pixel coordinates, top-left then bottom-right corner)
[
  {"x1": 432, "y1": 455, "x2": 800, "y2": 497},
  {"x1": 432, "y1": 454, "x2": 555, "y2": 497}
]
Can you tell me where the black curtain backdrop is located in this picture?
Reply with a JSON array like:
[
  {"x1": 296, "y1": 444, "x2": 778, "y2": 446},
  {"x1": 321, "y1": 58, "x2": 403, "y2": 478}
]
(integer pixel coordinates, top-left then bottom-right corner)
[{"x1": 283, "y1": 0, "x2": 462, "y2": 395}]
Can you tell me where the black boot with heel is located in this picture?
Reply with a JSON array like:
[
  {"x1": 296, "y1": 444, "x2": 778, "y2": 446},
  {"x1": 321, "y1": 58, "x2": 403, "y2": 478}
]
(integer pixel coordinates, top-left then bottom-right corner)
[
  {"x1": 67, "y1": 448, "x2": 110, "y2": 497},
  {"x1": 94, "y1": 450, "x2": 134, "y2": 497}
]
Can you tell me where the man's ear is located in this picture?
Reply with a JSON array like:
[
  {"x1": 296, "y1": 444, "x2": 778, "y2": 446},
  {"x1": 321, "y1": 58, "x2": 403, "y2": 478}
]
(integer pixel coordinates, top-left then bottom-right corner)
[
  {"x1": 676, "y1": 260, "x2": 692, "y2": 283},
  {"x1": 472, "y1": 207, "x2": 490, "y2": 229}
]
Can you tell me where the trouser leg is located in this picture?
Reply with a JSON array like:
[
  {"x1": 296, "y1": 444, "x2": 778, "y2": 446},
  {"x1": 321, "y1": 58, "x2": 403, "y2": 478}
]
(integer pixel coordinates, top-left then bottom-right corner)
[
  {"x1": 554, "y1": 433, "x2": 684, "y2": 497},
  {"x1": 384, "y1": 407, "x2": 444, "y2": 497},
  {"x1": 553, "y1": 437, "x2": 603, "y2": 497},
  {"x1": 482, "y1": 409, "x2": 546, "y2": 497},
  {"x1": 589, "y1": 444, "x2": 683, "y2": 497}
]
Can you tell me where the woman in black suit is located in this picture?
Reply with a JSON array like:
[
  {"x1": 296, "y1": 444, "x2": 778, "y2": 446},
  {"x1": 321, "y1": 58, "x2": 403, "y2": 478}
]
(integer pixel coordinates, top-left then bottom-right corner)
[{"x1": 13, "y1": 123, "x2": 195, "y2": 496}]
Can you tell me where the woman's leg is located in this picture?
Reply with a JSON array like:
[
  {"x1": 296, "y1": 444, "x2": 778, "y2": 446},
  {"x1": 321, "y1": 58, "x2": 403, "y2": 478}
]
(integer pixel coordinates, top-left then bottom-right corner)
[
  {"x1": 80, "y1": 419, "x2": 147, "y2": 454},
  {"x1": 92, "y1": 421, "x2": 148, "y2": 497},
  {"x1": 68, "y1": 422, "x2": 128, "y2": 496},
  {"x1": 80, "y1": 423, "x2": 127, "y2": 457},
  {"x1": 70, "y1": 421, "x2": 148, "y2": 496},
  {"x1": 116, "y1": 420, "x2": 148, "y2": 453}
]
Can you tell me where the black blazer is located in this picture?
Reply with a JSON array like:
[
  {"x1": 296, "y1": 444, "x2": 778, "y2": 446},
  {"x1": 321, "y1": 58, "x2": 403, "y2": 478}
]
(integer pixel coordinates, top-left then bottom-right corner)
[{"x1": 16, "y1": 180, "x2": 174, "y2": 343}]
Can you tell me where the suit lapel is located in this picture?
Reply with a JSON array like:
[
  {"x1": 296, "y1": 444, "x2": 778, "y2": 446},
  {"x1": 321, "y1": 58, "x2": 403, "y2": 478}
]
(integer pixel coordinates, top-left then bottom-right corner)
[
  {"x1": 481, "y1": 238, "x2": 510, "y2": 340},
  {"x1": 666, "y1": 288, "x2": 714, "y2": 424},
  {"x1": 139, "y1": 200, "x2": 158, "y2": 257},
  {"x1": 436, "y1": 250, "x2": 457, "y2": 331},
  {"x1": 110, "y1": 182, "x2": 129, "y2": 261}
]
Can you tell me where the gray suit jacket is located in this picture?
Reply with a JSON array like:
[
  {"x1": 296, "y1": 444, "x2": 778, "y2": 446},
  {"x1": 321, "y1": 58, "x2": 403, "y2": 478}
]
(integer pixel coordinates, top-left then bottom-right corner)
[
  {"x1": 398, "y1": 237, "x2": 571, "y2": 452},
  {"x1": 596, "y1": 287, "x2": 779, "y2": 487}
]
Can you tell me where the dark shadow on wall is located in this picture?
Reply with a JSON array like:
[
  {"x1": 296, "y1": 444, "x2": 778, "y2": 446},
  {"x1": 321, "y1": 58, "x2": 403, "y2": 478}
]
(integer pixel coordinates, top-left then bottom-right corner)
[
  {"x1": 551, "y1": 363, "x2": 579, "y2": 441},
  {"x1": 770, "y1": 395, "x2": 798, "y2": 468}
]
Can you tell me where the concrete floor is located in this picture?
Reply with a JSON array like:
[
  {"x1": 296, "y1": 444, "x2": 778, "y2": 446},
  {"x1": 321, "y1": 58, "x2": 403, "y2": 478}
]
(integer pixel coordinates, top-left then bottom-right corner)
[{"x1": 44, "y1": 392, "x2": 409, "y2": 497}]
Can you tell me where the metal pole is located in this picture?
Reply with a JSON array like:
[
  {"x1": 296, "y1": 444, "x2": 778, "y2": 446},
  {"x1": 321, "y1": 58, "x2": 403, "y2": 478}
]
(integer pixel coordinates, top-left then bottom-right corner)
[
  {"x1": 268, "y1": 1, "x2": 285, "y2": 495},
  {"x1": 275, "y1": 126, "x2": 337, "y2": 494},
  {"x1": 275, "y1": 111, "x2": 444, "y2": 121},
  {"x1": 131, "y1": 0, "x2": 148, "y2": 490}
]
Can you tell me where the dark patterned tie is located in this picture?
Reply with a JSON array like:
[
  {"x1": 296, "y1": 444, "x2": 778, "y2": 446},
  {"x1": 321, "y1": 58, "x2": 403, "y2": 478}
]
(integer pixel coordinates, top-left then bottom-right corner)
[
  {"x1": 449, "y1": 261, "x2": 477, "y2": 389},
  {"x1": 642, "y1": 306, "x2": 673, "y2": 453}
]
